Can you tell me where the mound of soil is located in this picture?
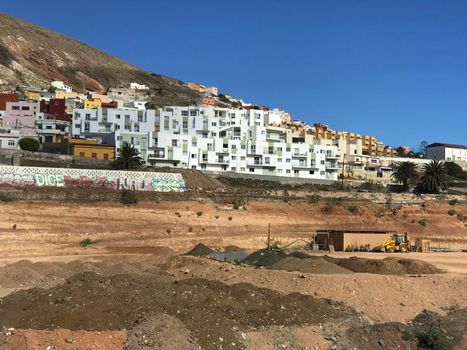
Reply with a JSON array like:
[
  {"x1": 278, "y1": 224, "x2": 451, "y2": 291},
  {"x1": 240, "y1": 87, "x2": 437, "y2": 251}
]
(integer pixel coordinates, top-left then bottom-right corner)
[
  {"x1": 124, "y1": 314, "x2": 199, "y2": 350},
  {"x1": 241, "y1": 249, "x2": 288, "y2": 267},
  {"x1": 332, "y1": 257, "x2": 442, "y2": 275},
  {"x1": 0, "y1": 271, "x2": 356, "y2": 350},
  {"x1": 184, "y1": 243, "x2": 215, "y2": 257},
  {"x1": 342, "y1": 308, "x2": 467, "y2": 350},
  {"x1": 223, "y1": 245, "x2": 244, "y2": 253},
  {"x1": 269, "y1": 257, "x2": 352, "y2": 274}
]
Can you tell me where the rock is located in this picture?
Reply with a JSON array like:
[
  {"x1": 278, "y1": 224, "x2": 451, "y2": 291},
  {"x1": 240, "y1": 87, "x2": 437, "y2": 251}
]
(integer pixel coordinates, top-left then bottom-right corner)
[
  {"x1": 65, "y1": 337, "x2": 73, "y2": 343},
  {"x1": 378, "y1": 339, "x2": 385, "y2": 346}
]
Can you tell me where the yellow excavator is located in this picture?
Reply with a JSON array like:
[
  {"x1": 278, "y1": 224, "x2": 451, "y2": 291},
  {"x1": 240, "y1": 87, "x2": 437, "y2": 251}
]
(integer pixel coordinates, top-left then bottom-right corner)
[{"x1": 374, "y1": 233, "x2": 411, "y2": 253}]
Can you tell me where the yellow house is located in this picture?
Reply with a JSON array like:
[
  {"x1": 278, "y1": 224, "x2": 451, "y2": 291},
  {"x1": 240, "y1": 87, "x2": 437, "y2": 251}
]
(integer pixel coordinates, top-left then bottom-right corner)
[
  {"x1": 55, "y1": 91, "x2": 80, "y2": 100},
  {"x1": 25, "y1": 91, "x2": 41, "y2": 101},
  {"x1": 83, "y1": 98, "x2": 102, "y2": 109},
  {"x1": 70, "y1": 139, "x2": 115, "y2": 161}
]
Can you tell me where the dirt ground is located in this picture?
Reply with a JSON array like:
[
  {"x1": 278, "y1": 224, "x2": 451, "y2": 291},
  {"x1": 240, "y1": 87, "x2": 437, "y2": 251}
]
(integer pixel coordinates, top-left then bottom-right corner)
[{"x1": 0, "y1": 197, "x2": 466, "y2": 349}]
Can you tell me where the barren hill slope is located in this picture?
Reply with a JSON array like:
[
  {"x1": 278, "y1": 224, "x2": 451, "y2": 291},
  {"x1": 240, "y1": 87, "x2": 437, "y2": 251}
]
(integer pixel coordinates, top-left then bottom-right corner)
[{"x1": 0, "y1": 13, "x2": 201, "y2": 105}]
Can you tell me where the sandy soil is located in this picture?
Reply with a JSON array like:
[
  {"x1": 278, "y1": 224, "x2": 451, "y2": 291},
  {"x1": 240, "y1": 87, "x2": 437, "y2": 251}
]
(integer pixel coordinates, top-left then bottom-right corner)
[
  {"x1": 0, "y1": 199, "x2": 465, "y2": 262},
  {"x1": 0, "y1": 198, "x2": 465, "y2": 349}
]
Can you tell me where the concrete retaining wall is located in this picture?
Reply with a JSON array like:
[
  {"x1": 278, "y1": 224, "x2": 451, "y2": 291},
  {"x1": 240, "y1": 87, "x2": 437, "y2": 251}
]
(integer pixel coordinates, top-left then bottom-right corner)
[
  {"x1": 0, "y1": 166, "x2": 185, "y2": 192},
  {"x1": 203, "y1": 170, "x2": 336, "y2": 185},
  {"x1": 0, "y1": 149, "x2": 112, "y2": 169}
]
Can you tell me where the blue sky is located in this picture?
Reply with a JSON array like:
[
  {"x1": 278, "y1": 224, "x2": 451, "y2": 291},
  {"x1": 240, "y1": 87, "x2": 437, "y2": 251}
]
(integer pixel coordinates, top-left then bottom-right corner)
[{"x1": 2, "y1": 0, "x2": 467, "y2": 148}]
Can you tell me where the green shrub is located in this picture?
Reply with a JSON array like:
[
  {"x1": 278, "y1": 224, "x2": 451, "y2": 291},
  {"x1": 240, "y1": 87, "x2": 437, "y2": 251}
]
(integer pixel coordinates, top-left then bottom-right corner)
[
  {"x1": 457, "y1": 213, "x2": 465, "y2": 222},
  {"x1": 417, "y1": 328, "x2": 450, "y2": 350},
  {"x1": 228, "y1": 216, "x2": 232, "y2": 221},
  {"x1": 188, "y1": 226, "x2": 193, "y2": 232},
  {"x1": 175, "y1": 212, "x2": 181, "y2": 217},
  {"x1": 0, "y1": 192, "x2": 13, "y2": 202},
  {"x1": 196, "y1": 211, "x2": 203, "y2": 217},
  {"x1": 166, "y1": 229, "x2": 171, "y2": 235},
  {"x1": 121, "y1": 190, "x2": 137, "y2": 204},
  {"x1": 447, "y1": 209, "x2": 456, "y2": 216},
  {"x1": 347, "y1": 205, "x2": 361, "y2": 214},
  {"x1": 80, "y1": 238, "x2": 96, "y2": 248},
  {"x1": 358, "y1": 180, "x2": 386, "y2": 192},
  {"x1": 418, "y1": 219, "x2": 428, "y2": 226},
  {"x1": 233, "y1": 203, "x2": 240, "y2": 210},
  {"x1": 448, "y1": 199, "x2": 458, "y2": 206},
  {"x1": 308, "y1": 194, "x2": 321, "y2": 203},
  {"x1": 19, "y1": 137, "x2": 40, "y2": 152},
  {"x1": 215, "y1": 215, "x2": 219, "y2": 219}
]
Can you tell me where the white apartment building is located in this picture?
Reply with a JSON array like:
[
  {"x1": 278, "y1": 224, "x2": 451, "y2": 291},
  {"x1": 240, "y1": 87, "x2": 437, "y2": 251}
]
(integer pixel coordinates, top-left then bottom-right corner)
[
  {"x1": 51, "y1": 81, "x2": 72, "y2": 93},
  {"x1": 0, "y1": 128, "x2": 20, "y2": 149},
  {"x1": 71, "y1": 108, "x2": 156, "y2": 150},
  {"x1": 427, "y1": 143, "x2": 467, "y2": 162},
  {"x1": 147, "y1": 106, "x2": 339, "y2": 180}
]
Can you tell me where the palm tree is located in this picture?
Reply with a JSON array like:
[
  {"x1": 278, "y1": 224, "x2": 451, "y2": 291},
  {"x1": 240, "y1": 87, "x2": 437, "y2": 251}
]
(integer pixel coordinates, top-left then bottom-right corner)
[
  {"x1": 113, "y1": 142, "x2": 143, "y2": 170},
  {"x1": 417, "y1": 160, "x2": 448, "y2": 194},
  {"x1": 391, "y1": 161, "x2": 418, "y2": 191}
]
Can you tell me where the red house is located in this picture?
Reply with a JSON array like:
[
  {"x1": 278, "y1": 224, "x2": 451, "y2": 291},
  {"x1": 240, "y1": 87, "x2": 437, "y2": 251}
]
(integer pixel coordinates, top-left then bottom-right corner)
[
  {"x1": 40, "y1": 99, "x2": 69, "y2": 121},
  {"x1": 0, "y1": 93, "x2": 19, "y2": 110}
]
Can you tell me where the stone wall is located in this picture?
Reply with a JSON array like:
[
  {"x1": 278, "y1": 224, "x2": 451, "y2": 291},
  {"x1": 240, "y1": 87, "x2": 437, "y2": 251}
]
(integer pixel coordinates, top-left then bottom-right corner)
[
  {"x1": 0, "y1": 166, "x2": 185, "y2": 192},
  {"x1": 0, "y1": 149, "x2": 112, "y2": 169}
]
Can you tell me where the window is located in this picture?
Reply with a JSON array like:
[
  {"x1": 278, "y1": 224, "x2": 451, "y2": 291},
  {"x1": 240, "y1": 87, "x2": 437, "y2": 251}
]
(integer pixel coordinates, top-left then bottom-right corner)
[
  {"x1": 309, "y1": 170, "x2": 314, "y2": 175},
  {"x1": 190, "y1": 110, "x2": 198, "y2": 116},
  {"x1": 103, "y1": 154, "x2": 109, "y2": 160},
  {"x1": 91, "y1": 153, "x2": 97, "y2": 158},
  {"x1": 265, "y1": 157, "x2": 270, "y2": 164},
  {"x1": 116, "y1": 125, "x2": 120, "y2": 130},
  {"x1": 116, "y1": 114, "x2": 121, "y2": 119},
  {"x1": 231, "y1": 167, "x2": 236, "y2": 172},
  {"x1": 182, "y1": 120, "x2": 188, "y2": 128},
  {"x1": 231, "y1": 155, "x2": 236, "y2": 160},
  {"x1": 79, "y1": 152, "x2": 85, "y2": 157},
  {"x1": 286, "y1": 158, "x2": 291, "y2": 163},
  {"x1": 286, "y1": 169, "x2": 291, "y2": 174},
  {"x1": 294, "y1": 170, "x2": 299, "y2": 174},
  {"x1": 241, "y1": 144, "x2": 246, "y2": 149},
  {"x1": 191, "y1": 154, "x2": 197, "y2": 158},
  {"x1": 286, "y1": 147, "x2": 291, "y2": 152},
  {"x1": 181, "y1": 110, "x2": 188, "y2": 116},
  {"x1": 85, "y1": 114, "x2": 91, "y2": 120},
  {"x1": 8, "y1": 140, "x2": 15, "y2": 146},
  {"x1": 231, "y1": 145, "x2": 236, "y2": 149},
  {"x1": 212, "y1": 122, "x2": 217, "y2": 126},
  {"x1": 12, "y1": 106, "x2": 20, "y2": 110},
  {"x1": 277, "y1": 169, "x2": 282, "y2": 174},
  {"x1": 278, "y1": 158, "x2": 282, "y2": 162},
  {"x1": 172, "y1": 139, "x2": 178, "y2": 147},
  {"x1": 240, "y1": 156, "x2": 246, "y2": 161},
  {"x1": 321, "y1": 160, "x2": 325, "y2": 165},
  {"x1": 249, "y1": 168, "x2": 255, "y2": 172},
  {"x1": 21, "y1": 106, "x2": 30, "y2": 111}
]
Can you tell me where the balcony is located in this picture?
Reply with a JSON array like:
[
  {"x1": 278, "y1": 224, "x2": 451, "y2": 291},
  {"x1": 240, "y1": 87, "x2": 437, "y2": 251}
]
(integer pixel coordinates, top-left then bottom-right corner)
[
  {"x1": 326, "y1": 162, "x2": 339, "y2": 170},
  {"x1": 292, "y1": 152, "x2": 308, "y2": 158},
  {"x1": 326, "y1": 153, "x2": 340, "y2": 160}
]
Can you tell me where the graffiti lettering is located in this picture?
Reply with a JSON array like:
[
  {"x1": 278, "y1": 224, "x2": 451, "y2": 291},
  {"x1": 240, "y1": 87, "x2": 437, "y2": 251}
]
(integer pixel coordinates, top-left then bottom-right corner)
[
  {"x1": 0, "y1": 166, "x2": 185, "y2": 192},
  {"x1": 35, "y1": 174, "x2": 65, "y2": 187}
]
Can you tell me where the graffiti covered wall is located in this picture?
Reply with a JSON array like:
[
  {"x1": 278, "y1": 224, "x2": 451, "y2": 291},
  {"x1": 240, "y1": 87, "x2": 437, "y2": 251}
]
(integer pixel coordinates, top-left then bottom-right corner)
[{"x1": 0, "y1": 166, "x2": 185, "y2": 192}]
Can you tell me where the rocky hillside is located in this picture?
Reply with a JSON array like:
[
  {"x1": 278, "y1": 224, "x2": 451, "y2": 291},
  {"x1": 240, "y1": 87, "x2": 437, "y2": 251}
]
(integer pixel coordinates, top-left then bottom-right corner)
[{"x1": 0, "y1": 13, "x2": 201, "y2": 105}]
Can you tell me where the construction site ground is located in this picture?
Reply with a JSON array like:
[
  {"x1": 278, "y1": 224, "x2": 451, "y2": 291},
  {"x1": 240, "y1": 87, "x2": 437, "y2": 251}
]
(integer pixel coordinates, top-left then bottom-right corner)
[{"x1": 0, "y1": 188, "x2": 466, "y2": 349}]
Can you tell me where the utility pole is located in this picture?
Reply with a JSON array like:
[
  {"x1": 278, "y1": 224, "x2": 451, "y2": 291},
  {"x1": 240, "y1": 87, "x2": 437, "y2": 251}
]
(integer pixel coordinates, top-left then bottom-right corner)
[{"x1": 267, "y1": 223, "x2": 271, "y2": 250}]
